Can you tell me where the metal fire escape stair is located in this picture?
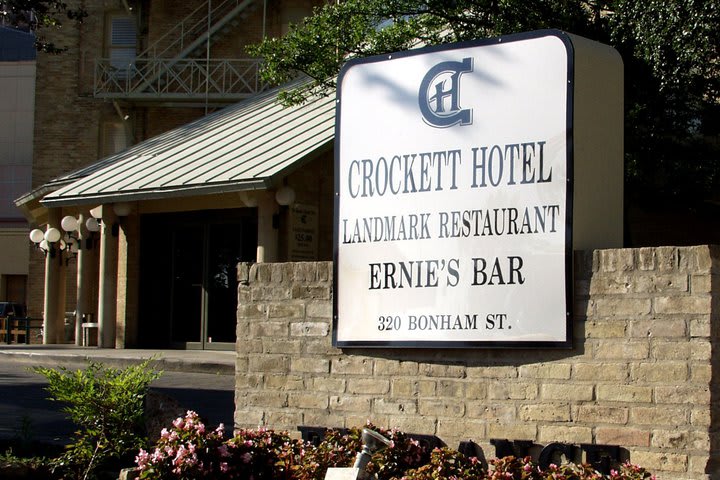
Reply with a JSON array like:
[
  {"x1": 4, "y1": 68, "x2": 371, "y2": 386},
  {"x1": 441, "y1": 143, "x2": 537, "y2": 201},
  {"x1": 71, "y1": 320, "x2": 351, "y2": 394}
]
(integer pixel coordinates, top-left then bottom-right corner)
[{"x1": 94, "y1": 0, "x2": 265, "y2": 104}]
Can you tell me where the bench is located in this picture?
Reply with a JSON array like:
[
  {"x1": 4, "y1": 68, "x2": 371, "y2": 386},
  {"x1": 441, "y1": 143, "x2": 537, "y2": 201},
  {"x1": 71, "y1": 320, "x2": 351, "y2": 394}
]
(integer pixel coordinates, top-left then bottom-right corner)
[{"x1": 0, "y1": 317, "x2": 43, "y2": 344}]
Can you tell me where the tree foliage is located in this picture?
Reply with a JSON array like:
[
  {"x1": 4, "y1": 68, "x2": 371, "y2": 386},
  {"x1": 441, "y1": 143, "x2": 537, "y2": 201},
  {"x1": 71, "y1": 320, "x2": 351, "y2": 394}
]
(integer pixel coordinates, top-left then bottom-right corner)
[
  {"x1": 249, "y1": 0, "x2": 720, "y2": 204},
  {"x1": 1, "y1": 0, "x2": 87, "y2": 53}
]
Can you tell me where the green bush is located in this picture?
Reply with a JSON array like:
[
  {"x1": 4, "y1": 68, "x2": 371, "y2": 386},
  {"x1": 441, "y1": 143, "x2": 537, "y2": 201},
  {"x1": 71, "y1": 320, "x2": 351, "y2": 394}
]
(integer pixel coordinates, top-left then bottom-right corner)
[{"x1": 33, "y1": 359, "x2": 161, "y2": 480}]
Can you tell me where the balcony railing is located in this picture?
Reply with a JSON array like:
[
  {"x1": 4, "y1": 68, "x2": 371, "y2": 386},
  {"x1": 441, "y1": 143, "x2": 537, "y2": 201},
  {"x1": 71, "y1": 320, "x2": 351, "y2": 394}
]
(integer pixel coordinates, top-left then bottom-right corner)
[{"x1": 94, "y1": 58, "x2": 267, "y2": 102}]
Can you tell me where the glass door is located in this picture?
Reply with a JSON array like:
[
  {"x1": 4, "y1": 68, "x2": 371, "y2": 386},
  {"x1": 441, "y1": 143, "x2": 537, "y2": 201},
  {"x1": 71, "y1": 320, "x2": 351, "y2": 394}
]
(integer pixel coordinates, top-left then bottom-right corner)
[
  {"x1": 140, "y1": 209, "x2": 256, "y2": 350},
  {"x1": 170, "y1": 226, "x2": 204, "y2": 345}
]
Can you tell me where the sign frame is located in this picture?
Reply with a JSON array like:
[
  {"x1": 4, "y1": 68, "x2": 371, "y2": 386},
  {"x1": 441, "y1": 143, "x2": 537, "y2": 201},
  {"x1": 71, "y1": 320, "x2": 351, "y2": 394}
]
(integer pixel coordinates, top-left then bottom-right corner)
[{"x1": 333, "y1": 29, "x2": 576, "y2": 349}]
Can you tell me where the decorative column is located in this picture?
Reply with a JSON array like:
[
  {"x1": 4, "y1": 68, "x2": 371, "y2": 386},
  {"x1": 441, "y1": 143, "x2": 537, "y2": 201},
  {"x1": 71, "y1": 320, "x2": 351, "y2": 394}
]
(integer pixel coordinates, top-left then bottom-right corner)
[
  {"x1": 256, "y1": 191, "x2": 278, "y2": 262},
  {"x1": 115, "y1": 203, "x2": 138, "y2": 348},
  {"x1": 42, "y1": 208, "x2": 66, "y2": 344},
  {"x1": 74, "y1": 211, "x2": 98, "y2": 345},
  {"x1": 97, "y1": 206, "x2": 118, "y2": 348}
]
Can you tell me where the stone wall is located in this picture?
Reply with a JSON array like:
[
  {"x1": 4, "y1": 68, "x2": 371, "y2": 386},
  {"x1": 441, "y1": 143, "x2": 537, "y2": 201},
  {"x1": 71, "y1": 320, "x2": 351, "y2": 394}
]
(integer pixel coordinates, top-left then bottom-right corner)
[{"x1": 235, "y1": 246, "x2": 720, "y2": 480}]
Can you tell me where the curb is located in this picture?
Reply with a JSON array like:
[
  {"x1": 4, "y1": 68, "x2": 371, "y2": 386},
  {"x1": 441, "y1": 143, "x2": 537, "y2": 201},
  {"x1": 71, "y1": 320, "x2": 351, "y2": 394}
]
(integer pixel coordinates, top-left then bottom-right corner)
[{"x1": 0, "y1": 351, "x2": 235, "y2": 376}]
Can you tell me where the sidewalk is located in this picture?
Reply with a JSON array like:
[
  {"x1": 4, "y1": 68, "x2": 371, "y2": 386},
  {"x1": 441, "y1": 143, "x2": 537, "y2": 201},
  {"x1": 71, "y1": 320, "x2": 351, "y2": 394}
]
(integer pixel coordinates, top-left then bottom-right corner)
[{"x1": 0, "y1": 344, "x2": 236, "y2": 375}]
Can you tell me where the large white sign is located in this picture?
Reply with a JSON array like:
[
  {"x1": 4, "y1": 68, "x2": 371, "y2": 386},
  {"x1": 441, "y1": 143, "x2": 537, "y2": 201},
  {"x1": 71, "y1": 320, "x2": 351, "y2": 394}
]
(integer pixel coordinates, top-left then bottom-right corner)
[{"x1": 334, "y1": 31, "x2": 573, "y2": 347}]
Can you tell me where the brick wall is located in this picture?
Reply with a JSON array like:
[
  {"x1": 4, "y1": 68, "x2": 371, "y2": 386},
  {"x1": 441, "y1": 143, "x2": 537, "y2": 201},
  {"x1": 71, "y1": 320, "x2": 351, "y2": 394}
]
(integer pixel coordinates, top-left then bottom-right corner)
[{"x1": 235, "y1": 246, "x2": 720, "y2": 480}]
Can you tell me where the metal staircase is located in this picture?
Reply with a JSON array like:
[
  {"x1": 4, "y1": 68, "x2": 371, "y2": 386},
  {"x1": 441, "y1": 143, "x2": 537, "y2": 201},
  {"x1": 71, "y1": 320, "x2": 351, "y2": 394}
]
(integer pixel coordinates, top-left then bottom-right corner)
[{"x1": 94, "y1": 0, "x2": 265, "y2": 104}]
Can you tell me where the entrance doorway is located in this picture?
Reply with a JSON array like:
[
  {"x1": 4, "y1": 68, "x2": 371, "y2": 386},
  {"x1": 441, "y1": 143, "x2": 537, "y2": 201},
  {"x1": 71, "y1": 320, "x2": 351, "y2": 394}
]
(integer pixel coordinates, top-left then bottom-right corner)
[{"x1": 139, "y1": 209, "x2": 257, "y2": 350}]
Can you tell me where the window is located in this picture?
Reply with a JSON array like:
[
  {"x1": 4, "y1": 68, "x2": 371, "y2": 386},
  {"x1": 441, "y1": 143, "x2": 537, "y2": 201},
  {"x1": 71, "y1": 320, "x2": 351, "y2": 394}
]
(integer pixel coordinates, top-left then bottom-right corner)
[
  {"x1": 107, "y1": 14, "x2": 137, "y2": 77},
  {"x1": 100, "y1": 120, "x2": 130, "y2": 157}
]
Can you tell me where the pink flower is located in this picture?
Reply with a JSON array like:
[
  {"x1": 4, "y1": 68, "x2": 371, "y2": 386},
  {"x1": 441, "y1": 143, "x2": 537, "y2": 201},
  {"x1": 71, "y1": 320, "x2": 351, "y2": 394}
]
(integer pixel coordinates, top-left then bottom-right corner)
[
  {"x1": 220, "y1": 461, "x2": 229, "y2": 473},
  {"x1": 241, "y1": 452, "x2": 253, "y2": 464},
  {"x1": 172, "y1": 417, "x2": 184, "y2": 429},
  {"x1": 135, "y1": 449, "x2": 149, "y2": 467},
  {"x1": 160, "y1": 428, "x2": 170, "y2": 439}
]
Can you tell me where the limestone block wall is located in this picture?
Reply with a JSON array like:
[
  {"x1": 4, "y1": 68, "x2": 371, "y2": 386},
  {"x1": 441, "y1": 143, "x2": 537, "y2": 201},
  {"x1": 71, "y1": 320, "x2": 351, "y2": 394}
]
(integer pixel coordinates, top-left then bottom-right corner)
[{"x1": 235, "y1": 246, "x2": 719, "y2": 480}]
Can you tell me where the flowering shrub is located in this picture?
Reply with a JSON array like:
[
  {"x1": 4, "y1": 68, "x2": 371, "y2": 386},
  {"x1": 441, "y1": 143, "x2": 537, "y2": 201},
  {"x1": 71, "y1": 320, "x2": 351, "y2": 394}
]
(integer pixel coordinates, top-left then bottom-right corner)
[
  {"x1": 224, "y1": 428, "x2": 303, "y2": 479},
  {"x1": 136, "y1": 418, "x2": 656, "y2": 480},
  {"x1": 366, "y1": 426, "x2": 430, "y2": 480},
  {"x1": 136, "y1": 410, "x2": 226, "y2": 479},
  {"x1": 292, "y1": 427, "x2": 360, "y2": 480},
  {"x1": 400, "y1": 447, "x2": 486, "y2": 480}
]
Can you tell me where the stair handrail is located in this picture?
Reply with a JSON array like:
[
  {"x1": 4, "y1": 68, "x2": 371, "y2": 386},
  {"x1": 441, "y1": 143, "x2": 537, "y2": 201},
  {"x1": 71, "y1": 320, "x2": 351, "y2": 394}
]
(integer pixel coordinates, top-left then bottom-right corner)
[{"x1": 137, "y1": 0, "x2": 248, "y2": 60}]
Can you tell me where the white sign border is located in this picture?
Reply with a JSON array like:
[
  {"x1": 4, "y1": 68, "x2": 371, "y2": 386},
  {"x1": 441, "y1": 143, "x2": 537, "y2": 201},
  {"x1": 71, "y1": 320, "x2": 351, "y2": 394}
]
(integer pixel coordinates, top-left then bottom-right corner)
[{"x1": 332, "y1": 29, "x2": 575, "y2": 349}]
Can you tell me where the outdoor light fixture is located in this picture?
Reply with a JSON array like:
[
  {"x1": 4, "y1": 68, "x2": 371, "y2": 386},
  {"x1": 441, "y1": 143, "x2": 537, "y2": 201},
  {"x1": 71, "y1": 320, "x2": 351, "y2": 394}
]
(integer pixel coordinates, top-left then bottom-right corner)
[
  {"x1": 112, "y1": 202, "x2": 132, "y2": 217},
  {"x1": 29, "y1": 212, "x2": 99, "y2": 261},
  {"x1": 86, "y1": 217, "x2": 100, "y2": 233},
  {"x1": 325, "y1": 428, "x2": 392, "y2": 480},
  {"x1": 275, "y1": 185, "x2": 296, "y2": 206},
  {"x1": 29, "y1": 224, "x2": 76, "y2": 262},
  {"x1": 238, "y1": 191, "x2": 258, "y2": 207}
]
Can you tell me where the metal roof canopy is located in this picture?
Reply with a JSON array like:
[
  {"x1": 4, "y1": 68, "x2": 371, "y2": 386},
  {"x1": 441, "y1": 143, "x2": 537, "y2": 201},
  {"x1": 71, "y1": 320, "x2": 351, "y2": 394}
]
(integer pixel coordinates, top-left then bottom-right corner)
[{"x1": 40, "y1": 79, "x2": 336, "y2": 208}]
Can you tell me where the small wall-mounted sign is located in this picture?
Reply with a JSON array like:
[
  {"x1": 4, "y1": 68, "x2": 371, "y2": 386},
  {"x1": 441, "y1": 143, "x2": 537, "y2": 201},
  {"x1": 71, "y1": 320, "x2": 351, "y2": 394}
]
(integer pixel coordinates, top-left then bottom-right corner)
[
  {"x1": 333, "y1": 30, "x2": 623, "y2": 348},
  {"x1": 288, "y1": 203, "x2": 318, "y2": 261}
]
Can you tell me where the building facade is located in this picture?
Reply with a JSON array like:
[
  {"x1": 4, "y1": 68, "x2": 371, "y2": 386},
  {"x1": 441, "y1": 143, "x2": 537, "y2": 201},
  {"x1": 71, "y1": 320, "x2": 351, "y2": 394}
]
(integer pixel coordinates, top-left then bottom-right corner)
[
  {"x1": 0, "y1": 27, "x2": 35, "y2": 308},
  {"x1": 18, "y1": 0, "x2": 333, "y2": 350}
]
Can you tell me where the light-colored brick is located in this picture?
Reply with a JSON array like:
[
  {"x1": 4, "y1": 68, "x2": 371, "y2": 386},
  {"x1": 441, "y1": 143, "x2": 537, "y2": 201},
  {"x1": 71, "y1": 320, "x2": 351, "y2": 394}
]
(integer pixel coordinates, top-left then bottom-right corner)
[
  {"x1": 630, "y1": 406, "x2": 688, "y2": 426},
  {"x1": 652, "y1": 429, "x2": 709, "y2": 451},
  {"x1": 594, "y1": 297, "x2": 651, "y2": 316},
  {"x1": 464, "y1": 382, "x2": 487, "y2": 399},
  {"x1": 629, "y1": 451, "x2": 688, "y2": 473},
  {"x1": 437, "y1": 418, "x2": 485, "y2": 441},
  {"x1": 629, "y1": 319, "x2": 687, "y2": 338},
  {"x1": 267, "y1": 303, "x2": 305, "y2": 318},
  {"x1": 347, "y1": 378, "x2": 390, "y2": 395},
  {"x1": 290, "y1": 321, "x2": 329, "y2": 337},
  {"x1": 595, "y1": 427, "x2": 650, "y2": 446},
  {"x1": 388, "y1": 415, "x2": 437, "y2": 436},
  {"x1": 329, "y1": 395, "x2": 372, "y2": 412},
  {"x1": 631, "y1": 362, "x2": 687, "y2": 383},
  {"x1": 373, "y1": 398, "x2": 417, "y2": 415},
  {"x1": 541, "y1": 383, "x2": 594, "y2": 401},
  {"x1": 655, "y1": 385, "x2": 710, "y2": 404},
  {"x1": 655, "y1": 296, "x2": 712, "y2": 315},
  {"x1": 594, "y1": 342, "x2": 649, "y2": 360},
  {"x1": 537, "y1": 425, "x2": 592, "y2": 444},
  {"x1": 288, "y1": 392, "x2": 329, "y2": 409},
  {"x1": 262, "y1": 338, "x2": 303, "y2": 354},
  {"x1": 575, "y1": 405, "x2": 628, "y2": 424},
  {"x1": 520, "y1": 404, "x2": 571, "y2": 422},
  {"x1": 486, "y1": 423, "x2": 537, "y2": 441},
  {"x1": 418, "y1": 398, "x2": 465, "y2": 417},
  {"x1": 488, "y1": 382, "x2": 538, "y2": 400},
  {"x1": 373, "y1": 359, "x2": 419, "y2": 376},
  {"x1": 584, "y1": 321, "x2": 627, "y2": 338},
  {"x1": 291, "y1": 357, "x2": 330, "y2": 373},
  {"x1": 466, "y1": 366, "x2": 518, "y2": 379},
  {"x1": 466, "y1": 403, "x2": 516, "y2": 421},
  {"x1": 312, "y1": 377, "x2": 346, "y2": 392},
  {"x1": 596, "y1": 385, "x2": 652, "y2": 403},
  {"x1": 264, "y1": 374, "x2": 305, "y2": 390},
  {"x1": 249, "y1": 354, "x2": 289, "y2": 373},
  {"x1": 332, "y1": 357, "x2": 373, "y2": 375},
  {"x1": 306, "y1": 302, "x2": 332, "y2": 318},
  {"x1": 688, "y1": 318, "x2": 711, "y2": 338},
  {"x1": 437, "y1": 380, "x2": 464, "y2": 397},
  {"x1": 573, "y1": 363, "x2": 628, "y2": 381},
  {"x1": 519, "y1": 363, "x2": 571, "y2": 380},
  {"x1": 251, "y1": 322, "x2": 288, "y2": 337},
  {"x1": 418, "y1": 364, "x2": 466, "y2": 378}
]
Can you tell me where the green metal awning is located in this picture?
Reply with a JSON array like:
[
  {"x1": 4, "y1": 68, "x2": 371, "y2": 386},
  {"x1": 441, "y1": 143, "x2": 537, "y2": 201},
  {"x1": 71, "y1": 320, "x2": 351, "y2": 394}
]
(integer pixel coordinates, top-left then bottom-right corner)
[{"x1": 39, "y1": 80, "x2": 335, "y2": 207}]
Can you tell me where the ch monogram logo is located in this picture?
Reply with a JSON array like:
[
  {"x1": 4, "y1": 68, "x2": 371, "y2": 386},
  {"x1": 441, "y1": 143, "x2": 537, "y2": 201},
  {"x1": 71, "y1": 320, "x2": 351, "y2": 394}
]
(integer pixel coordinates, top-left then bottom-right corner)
[{"x1": 418, "y1": 57, "x2": 473, "y2": 128}]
